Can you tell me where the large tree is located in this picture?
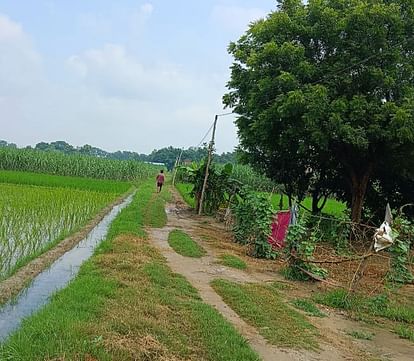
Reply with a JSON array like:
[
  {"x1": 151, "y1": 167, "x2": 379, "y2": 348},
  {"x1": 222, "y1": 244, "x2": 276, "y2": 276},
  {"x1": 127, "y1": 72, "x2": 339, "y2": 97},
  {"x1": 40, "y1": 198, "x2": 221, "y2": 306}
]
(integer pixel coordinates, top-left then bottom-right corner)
[{"x1": 224, "y1": 0, "x2": 414, "y2": 222}]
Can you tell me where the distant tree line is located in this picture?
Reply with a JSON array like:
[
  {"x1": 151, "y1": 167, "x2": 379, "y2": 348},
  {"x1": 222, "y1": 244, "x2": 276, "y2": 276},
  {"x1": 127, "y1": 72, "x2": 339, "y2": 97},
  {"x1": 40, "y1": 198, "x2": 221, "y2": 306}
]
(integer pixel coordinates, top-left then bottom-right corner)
[{"x1": 0, "y1": 140, "x2": 236, "y2": 171}]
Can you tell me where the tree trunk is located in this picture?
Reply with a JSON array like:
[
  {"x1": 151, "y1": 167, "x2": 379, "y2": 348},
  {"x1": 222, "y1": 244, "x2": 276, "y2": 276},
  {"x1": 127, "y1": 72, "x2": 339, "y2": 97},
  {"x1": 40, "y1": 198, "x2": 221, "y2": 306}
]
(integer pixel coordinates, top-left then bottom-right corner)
[
  {"x1": 312, "y1": 192, "x2": 328, "y2": 214},
  {"x1": 195, "y1": 192, "x2": 201, "y2": 213},
  {"x1": 279, "y1": 191, "x2": 284, "y2": 210},
  {"x1": 350, "y1": 166, "x2": 373, "y2": 223}
]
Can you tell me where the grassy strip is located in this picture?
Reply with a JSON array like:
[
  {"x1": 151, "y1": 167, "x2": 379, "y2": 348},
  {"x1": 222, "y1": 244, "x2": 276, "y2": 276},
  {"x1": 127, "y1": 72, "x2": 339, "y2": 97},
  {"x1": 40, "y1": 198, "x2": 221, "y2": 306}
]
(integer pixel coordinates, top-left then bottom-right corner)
[
  {"x1": 291, "y1": 298, "x2": 326, "y2": 318},
  {"x1": 1, "y1": 180, "x2": 259, "y2": 360},
  {"x1": 168, "y1": 229, "x2": 206, "y2": 258},
  {"x1": 394, "y1": 325, "x2": 414, "y2": 342},
  {"x1": 144, "y1": 185, "x2": 172, "y2": 228},
  {"x1": 313, "y1": 289, "x2": 414, "y2": 323},
  {"x1": 0, "y1": 170, "x2": 131, "y2": 194},
  {"x1": 219, "y1": 254, "x2": 247, "y2": 270},
  {"x1": 211, "y1": 279, "x2": 319, "y2": 350},
  {"x1": 314, "y1": 289, "x2": 414, "y2": 343},
  {"x1": 346, "y1": 330, "x2": 375, "y2": 340},
  {"x1": 175, "y1": 182, "x2": 195, "y2": 207}
]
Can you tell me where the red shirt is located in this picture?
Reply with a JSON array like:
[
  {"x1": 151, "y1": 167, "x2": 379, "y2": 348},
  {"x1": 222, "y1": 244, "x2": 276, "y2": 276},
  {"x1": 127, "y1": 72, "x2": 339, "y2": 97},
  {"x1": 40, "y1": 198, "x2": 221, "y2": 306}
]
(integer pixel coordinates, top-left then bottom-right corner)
[{"x1": 156, "y1": 174, "x2": 165, "y2": 184}]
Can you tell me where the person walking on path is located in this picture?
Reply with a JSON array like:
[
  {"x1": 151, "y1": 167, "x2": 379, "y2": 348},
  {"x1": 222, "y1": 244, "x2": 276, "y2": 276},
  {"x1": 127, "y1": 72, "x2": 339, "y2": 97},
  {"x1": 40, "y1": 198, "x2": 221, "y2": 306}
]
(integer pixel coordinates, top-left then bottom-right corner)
[{"x1": 156, "y1": 170, "x2": 165, "y2": 193}]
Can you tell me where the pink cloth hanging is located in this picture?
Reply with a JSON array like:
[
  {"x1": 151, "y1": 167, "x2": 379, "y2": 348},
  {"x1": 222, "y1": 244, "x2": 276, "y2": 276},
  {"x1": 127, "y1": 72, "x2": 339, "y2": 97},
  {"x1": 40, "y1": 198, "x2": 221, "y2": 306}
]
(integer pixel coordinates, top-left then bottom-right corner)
[{"x1": 268, "y1": 211, "x2": 291, "y2": 249}]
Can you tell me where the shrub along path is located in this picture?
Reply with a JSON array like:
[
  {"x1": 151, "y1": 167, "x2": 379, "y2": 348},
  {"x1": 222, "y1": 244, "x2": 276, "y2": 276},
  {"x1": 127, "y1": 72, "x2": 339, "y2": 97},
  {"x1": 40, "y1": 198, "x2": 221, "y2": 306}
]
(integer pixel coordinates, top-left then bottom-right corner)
[{"x1": 148, "y1": 188, "x2": 414, "y2": 361}]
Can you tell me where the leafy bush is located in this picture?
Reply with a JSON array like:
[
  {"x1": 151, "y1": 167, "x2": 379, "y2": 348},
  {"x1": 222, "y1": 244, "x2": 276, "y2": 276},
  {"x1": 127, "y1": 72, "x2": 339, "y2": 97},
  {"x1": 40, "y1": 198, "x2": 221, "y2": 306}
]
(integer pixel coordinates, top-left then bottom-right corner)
[
  {"x1": 284, "y1": 214, "x2": 328, "y2": 280},
  {"x1": 232, "y1": 190, "x2": 277, "y2": 259},
  {"x1": 312, "y1": 217, "x2": 351, "y2": 254},
  {"x1": 179, "y1": 162, "x2": 241, "y2": 215},
  {"x1": 388, "y1": 216, "x2": 414, "y2": 284}
]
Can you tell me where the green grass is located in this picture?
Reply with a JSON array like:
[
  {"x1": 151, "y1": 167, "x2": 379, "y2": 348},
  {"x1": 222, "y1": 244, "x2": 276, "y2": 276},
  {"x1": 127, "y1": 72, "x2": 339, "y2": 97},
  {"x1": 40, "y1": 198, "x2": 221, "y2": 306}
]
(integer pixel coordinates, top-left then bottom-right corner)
[
  {"x1": 346, "y1": 330, "x2": 375, "y2": 340},
  {"x1": 269, "y1": 193, "x2": 347, "y2": 218},
  {"x1": 219, "y1": 254, "x2": 247, "y2": 270},
  {"x1": 314, "y1": 290, "x2": 414, "y2": 323},
  {"x1": 313, "y1": 289, "x2": 358, "y2": 310},
  {"x1": 144, "y1": 184, "x2": 172, "y2": 228},
  {"x1": 291, "y1": 298, "x2": 326, "y2": 318},
  {"x1": 211, "y1": 279, "x2": 319, "y2": 350},
  {"x1": 0, "y1": 170, "x2": 131, "y2": 194},
  {"x1": 314, "y1": 289, "x2": 414, "y2": 342},
  {"x1": 168, "y1": 229, "x2": 206, "y2": 258},
  {"x1": 175, "y1": 182, "x2": 195, "y2": 207},
  {"x1": 0, "y1": 180, "x2": 259, "y2": 360},
  {"x1": 394, "y1": 325, "x2": 414, "y2": 342}
]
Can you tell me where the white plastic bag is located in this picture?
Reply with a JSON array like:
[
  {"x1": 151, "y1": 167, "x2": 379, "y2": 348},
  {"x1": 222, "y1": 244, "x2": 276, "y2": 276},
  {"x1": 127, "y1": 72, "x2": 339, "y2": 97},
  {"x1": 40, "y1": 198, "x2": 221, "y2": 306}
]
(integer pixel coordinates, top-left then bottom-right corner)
[{"x1": 374, "y1": 221, "x2": 394, "y2": 252}]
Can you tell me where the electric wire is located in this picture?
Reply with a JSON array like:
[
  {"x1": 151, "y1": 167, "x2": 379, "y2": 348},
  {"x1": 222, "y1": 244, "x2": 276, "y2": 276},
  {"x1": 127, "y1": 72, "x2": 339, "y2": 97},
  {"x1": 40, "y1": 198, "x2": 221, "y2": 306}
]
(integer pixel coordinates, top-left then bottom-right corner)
[{"x1": 196, "y1": 122, "x2": 215, "y2": 148}]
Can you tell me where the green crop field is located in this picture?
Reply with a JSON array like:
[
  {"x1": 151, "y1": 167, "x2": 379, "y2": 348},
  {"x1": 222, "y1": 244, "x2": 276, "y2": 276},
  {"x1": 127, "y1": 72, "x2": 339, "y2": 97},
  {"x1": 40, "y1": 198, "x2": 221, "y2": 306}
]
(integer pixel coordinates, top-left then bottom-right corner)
[
  {"x1": 0, "y1": 147, "x2": 159, "y2": 181},
  {"x1": 0, "y1": 148, "x2": 160, "y2": 279},
  {"x1": 0, "y1": 153, "x2": 144, "y2": 279},
  {"x1": 0, "y1": 182, "x2": 122, "y2": 279},
  {"x1": 0, "y1": 170, "x2": 131, "y2": 194}
]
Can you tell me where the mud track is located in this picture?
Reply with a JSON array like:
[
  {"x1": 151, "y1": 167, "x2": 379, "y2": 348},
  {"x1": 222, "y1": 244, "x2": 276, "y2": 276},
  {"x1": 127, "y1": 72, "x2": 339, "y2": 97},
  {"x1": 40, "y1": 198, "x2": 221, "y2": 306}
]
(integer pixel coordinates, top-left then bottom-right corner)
[{"x1": 147, "y1": 188, "x2": 414, "y2": 361}]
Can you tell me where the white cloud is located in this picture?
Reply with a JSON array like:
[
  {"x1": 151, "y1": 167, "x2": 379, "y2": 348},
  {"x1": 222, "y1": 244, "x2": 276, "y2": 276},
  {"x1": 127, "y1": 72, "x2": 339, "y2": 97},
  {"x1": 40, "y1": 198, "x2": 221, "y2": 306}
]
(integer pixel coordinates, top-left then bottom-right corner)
[
  {"x1": 140, "y1": 3, "x2": 154, "y2": 16},
  {"x1": 0, "y1": 13, "x2": 22, "y2": 41},
  {"x1": 76, "y1": 3, "x2": 154, "y2": 39},
  {"x1": 0, "y1": 14, "x2": 43, "y2": 96},
  {"x1": 129, "y1": 2, "x2": 154, "y2": 37},
  {"x1": 211, "y1": 5, "x2": 266, "y2": 33},
  {"x1": 0, "y1": 12, "x2": 238, "y2": 154},
  {"x1": 66, "y1": 43, "x2": 190, "y2": 100},
  {"x1": 77, "y1": 13, "x2": 112, "y2": 35}
]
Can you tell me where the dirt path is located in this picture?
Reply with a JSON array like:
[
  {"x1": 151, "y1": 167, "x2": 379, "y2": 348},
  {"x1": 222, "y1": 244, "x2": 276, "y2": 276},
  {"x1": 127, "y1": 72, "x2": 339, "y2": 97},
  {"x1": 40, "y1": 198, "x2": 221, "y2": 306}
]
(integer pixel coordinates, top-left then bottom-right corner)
[{"x1": 147, "y1": 189, "x2": 414, "y2": 361}]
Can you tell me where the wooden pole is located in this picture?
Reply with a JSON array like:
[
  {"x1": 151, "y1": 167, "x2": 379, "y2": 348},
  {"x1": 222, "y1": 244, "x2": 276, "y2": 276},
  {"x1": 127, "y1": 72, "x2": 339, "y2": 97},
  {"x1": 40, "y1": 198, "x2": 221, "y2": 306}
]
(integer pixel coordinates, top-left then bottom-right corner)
[
  {"x1": 172, "y1": 148, "x2": 184, "y2": 186},
  {"x1": 198, "y1": 115, "x2": 218, "y2": 215}
]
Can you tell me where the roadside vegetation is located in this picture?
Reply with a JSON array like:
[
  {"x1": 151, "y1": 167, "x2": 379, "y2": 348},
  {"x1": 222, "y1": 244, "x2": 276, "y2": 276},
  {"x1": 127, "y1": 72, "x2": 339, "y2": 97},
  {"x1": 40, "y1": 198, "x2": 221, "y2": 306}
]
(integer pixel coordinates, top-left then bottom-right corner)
[
  {"x1": 176, "y1": 181, "x2": 346, "y2": 219},
  {"x1": 0, "y1": 181, "x2": 259, "y2": 360},
  {"x1": 168, "y1": 229, "x2": 206, "y2": 258},
  {"x1": 175, "y1": 182, "x2": 196, "y2": 207}
]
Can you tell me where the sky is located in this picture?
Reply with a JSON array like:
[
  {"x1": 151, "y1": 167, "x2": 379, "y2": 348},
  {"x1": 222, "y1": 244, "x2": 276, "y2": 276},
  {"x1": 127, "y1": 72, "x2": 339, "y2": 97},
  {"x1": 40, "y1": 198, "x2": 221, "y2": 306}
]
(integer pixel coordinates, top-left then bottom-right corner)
[{"x1": 0, "y1": 0, "x2": 276, "y2": 154}]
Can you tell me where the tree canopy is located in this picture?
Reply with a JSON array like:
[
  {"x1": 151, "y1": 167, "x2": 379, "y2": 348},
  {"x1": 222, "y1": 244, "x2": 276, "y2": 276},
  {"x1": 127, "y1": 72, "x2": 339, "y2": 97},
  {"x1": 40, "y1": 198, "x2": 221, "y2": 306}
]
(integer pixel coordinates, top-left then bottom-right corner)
[{"x1": 224, "y1": 0, "x2": 414, "y2": 222}]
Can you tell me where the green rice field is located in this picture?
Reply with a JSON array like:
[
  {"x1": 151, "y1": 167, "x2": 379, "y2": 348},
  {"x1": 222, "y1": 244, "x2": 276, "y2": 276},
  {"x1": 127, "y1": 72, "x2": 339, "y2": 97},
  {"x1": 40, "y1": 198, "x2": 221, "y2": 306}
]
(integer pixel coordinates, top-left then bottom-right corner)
[{"x1": 0, "y1": 170, "x2": 133, "y2": 279}]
